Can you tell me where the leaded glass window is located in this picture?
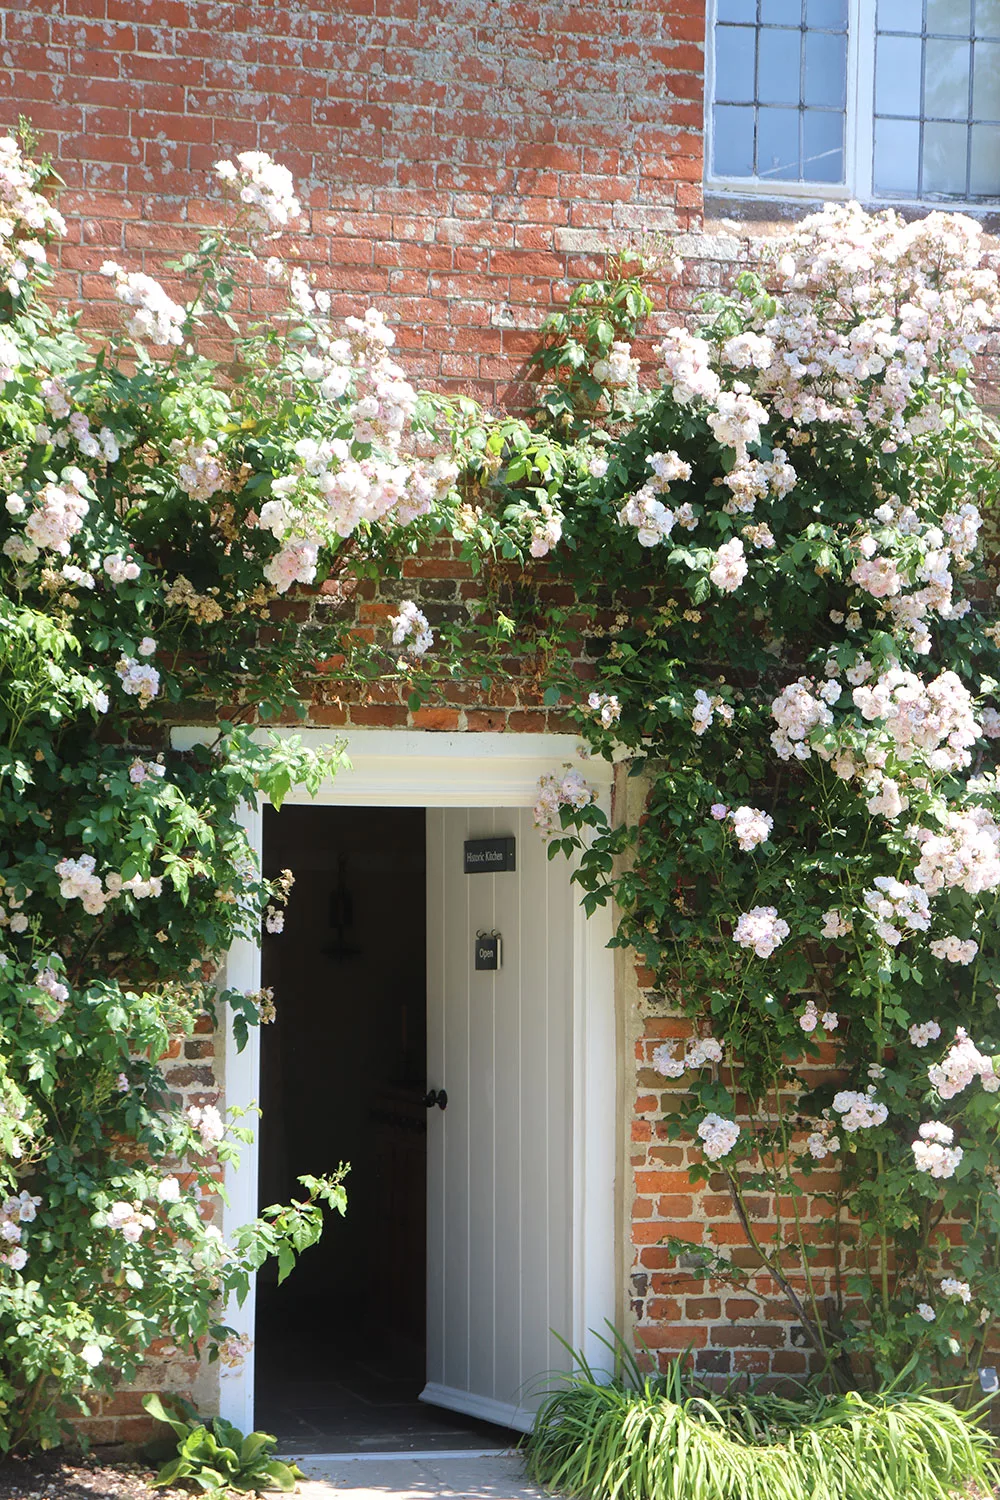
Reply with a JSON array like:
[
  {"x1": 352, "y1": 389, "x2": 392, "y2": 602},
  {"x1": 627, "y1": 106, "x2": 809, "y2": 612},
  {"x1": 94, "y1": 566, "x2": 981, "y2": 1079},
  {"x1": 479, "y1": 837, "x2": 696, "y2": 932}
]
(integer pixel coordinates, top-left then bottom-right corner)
[{"x1": 708, "y1": 0, "x2": 1000, "y2": 201}]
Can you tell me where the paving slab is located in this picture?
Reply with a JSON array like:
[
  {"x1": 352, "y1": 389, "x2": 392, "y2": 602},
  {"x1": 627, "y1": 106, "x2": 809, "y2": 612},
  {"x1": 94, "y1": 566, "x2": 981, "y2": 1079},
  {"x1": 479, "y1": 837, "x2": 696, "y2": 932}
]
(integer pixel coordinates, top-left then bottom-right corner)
[{"x1": 293, "y1": 1451, "x2": 550, "y2": 1500}]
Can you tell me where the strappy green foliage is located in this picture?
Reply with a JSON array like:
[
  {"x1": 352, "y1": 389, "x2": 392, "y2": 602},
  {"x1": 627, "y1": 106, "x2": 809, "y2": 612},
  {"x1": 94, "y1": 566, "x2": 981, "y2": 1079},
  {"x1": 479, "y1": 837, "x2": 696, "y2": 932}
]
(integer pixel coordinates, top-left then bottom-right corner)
[{"x1": 525, "y1": 1343, "x2": 999, "y2": 1500}]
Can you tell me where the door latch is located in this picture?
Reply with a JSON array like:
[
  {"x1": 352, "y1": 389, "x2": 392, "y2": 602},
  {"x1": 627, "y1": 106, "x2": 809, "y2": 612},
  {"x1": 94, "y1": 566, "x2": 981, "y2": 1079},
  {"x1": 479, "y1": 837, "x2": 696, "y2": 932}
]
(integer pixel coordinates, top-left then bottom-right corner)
[{"x1": 423, "y1": 1088, "x2": 448, "y2": 1111}]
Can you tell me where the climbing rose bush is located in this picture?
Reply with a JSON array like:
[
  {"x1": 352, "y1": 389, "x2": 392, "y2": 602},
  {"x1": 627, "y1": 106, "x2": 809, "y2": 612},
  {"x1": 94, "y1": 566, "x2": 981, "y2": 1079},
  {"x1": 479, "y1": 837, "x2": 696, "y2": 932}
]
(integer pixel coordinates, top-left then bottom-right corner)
[
  {"x1": 0, "y1": 134, "x2": 478, "y2": 1449},
  {"x1": 472, "y1": 204, "x2": 1000, "y2": 1390},
  {"x1": 4, "y1": 121, "x2": 1000, "y2": 1433}
]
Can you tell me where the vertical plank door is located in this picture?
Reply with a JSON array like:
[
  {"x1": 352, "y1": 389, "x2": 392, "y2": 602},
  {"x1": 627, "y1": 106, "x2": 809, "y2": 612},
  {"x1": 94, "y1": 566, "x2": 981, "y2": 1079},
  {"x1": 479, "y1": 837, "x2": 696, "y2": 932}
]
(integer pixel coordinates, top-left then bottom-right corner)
[{"x1": 423, "y1": 807, "x2": 574, "y2": 1431}]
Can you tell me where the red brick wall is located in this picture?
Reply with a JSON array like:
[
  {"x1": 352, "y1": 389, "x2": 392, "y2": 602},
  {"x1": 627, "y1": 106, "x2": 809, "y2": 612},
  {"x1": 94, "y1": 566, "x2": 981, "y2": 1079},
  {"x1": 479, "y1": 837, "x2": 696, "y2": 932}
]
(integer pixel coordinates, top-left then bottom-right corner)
[
  {"x1": 5, "y1": 0, "x2": 867, "y2": 1415},
  {"x1": 74, "y1": 1014, "x2": 223, "y2": 1445},
  {"x1": 241, "y1": 543, "x2": 592, "y2": 734},
  {"x1": 1, "y1": 0, "x2": 705, "y2": 407},
  {"x1": 10, "y1": 7, "x2": 1000, "y2": 1411},
  {"x1": 629, "y1": 1002, "x2": 844, "y2": 1384}
]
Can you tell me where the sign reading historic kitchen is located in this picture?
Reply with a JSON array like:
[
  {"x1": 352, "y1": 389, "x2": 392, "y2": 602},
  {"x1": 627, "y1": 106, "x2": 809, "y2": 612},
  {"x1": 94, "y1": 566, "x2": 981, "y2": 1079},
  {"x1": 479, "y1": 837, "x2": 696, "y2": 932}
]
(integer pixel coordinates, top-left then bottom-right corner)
[{"x1": 463, "y1": 837, "x2": 516, "y2": 874}]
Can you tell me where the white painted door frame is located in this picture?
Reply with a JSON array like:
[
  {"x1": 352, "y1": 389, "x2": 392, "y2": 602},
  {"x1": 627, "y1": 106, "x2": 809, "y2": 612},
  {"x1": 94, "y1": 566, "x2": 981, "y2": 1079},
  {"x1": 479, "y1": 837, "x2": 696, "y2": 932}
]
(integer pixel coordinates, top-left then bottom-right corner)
[{"x1": 171, "y1": 729, "x2": 616, "y2": 1434}]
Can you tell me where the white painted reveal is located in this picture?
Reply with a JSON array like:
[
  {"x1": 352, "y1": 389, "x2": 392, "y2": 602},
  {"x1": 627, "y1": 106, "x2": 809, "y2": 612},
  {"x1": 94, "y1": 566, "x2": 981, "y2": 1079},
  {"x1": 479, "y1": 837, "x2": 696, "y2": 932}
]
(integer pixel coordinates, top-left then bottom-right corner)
[{"x1": 181, "y1": 731, "x2": 616, "y2": 1436}]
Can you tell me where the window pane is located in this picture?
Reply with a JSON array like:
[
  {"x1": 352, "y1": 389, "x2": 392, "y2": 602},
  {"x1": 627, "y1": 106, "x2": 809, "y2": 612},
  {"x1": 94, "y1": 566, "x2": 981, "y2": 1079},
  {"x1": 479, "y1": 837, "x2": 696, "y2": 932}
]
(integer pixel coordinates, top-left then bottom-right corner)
[
  {"x1": 710, "y1": 9, "x2": 849, "y2": 189},
  {"x1": 716, "y1": 25, "x2": 757, "y2": 102},
  {"x1": 970, "y1": 122, "x2": 1000, "y2": 189},
  {"x1": 926, "y1": 0, "x2": 972, "y2": 34},
  {"x1": 806, "y1": 0, "x2": 847, "y2": 24},
  {"x1": 760, "y1": 0, "x2": 802, "y2": 21},
  {"x1": 874, "y1": 116, "x2": 921, "y2": 191},
  {"x1": 758, "y1": 27, "x2": 802, "y2": 103},
  {"x1": 878, "y1": 0, "x2": 921, "y2": 30},
  {"x1": 802, "y1": 107, "x2": 846, "y2": 179},
  {"x1": 875, "y1": 35, "x2": 923, "y2": 114},
  {"x1": 973, "y1": 40, "x2": 1000, "y2": 116},
  {"x1": 975, "y1": 0, "x2": 1000, "y2": 36},
  {"x1": 717, "y1": 0, "x2": 757, "y2": 18},
  {"x1": 924, "y1": 39, "x2": 971, "y2": 119},
  {"x1": 757, "y1": 106, "x2": 801, "y2": 177},
  {"x1": 805, "y1": 29, "x2": 847, "y2": 104},
  {"x1": 714, "y1": 105, "x2": 756, "y2": 176},
  {"x1": 922, "y1": 120, "x2": 970, "y2": 189}
]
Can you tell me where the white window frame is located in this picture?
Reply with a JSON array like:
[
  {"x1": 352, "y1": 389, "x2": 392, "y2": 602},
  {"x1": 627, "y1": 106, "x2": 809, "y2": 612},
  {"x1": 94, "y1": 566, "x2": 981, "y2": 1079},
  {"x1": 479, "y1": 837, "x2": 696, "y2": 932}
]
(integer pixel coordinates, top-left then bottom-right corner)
[{"x1": 705, "y1": 0, "x2": 997, "y2": 212}]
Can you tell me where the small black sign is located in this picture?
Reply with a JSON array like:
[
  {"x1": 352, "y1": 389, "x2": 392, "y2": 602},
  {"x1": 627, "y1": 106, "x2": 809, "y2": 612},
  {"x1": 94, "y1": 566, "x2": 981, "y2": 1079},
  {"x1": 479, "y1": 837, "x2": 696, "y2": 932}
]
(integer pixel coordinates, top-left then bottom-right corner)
[
  {"x1": 475, "y1": 932, "x2": 502, "y2": 970},
  {"x1": 464, "y1": 836, "x2": 516, "y2": 875}
]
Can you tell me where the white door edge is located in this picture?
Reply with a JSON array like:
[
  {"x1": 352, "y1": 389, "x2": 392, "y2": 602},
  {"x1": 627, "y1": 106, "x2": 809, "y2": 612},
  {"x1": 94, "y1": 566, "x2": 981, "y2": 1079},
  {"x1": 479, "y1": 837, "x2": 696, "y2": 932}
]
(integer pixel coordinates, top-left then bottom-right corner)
[
  {"x1": 202, "y1": 730, "x2": 617, "y2": 1432},
  {"x1": 217, "y1": 802, "x2": 262, "y2": 1438},
  {"x1": 418, "y1": 1383, "x2": 535, "y2": 1435}
]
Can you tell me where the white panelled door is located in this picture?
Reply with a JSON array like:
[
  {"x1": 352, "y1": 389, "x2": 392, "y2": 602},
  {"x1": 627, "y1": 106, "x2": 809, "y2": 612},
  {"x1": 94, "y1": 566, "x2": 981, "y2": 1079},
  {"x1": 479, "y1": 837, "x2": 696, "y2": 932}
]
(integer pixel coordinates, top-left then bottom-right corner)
[{"x1": 423, "y1": 807, "x2": 575, "y2": 1432}]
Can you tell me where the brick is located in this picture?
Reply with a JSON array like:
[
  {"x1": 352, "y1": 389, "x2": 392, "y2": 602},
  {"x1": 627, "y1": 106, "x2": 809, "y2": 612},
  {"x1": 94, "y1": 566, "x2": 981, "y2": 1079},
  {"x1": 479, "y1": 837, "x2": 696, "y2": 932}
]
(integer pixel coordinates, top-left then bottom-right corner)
[
  {"x1": 72, "y1": 1418, "x2": 118, "y2": 1443},
  {"x1": 101, "y1": 1390, "x2": 155, "y2": 1418},
  {"x1": 725, "y1": 1298, "x2": 761, "y2": 1320},
  {"x1": 401, "y1": 558, "x2": 473, "y2": 580},
  {"x1": 637, "y1": 1324, "x2": 708, "y2": 1349},
  {"x1": 710, "y1": 1324, "x2": 787, "y2": 1349},
  {"x1": 772, "y1": 1351, "x2": 810, "y2": 1374},
  {"x1": 733, "y1": 1350, "x2": 772, "y2": 1375},
  {"x1": 632, "y1": 1219, "x2": 702, "y2": 1246},
  {"x1": 710, "y1": 1222, "x2": 753, "y2": 1245},
  {"x1": 115, "y1": 1414, "x2": 160, "y2": 1443},
  {"x1": 410, "y1": 707, "x2": 461, "y2": 731},
  {"x1": 655, "y1": 1194, "x2": 695, "y2": 1218},
  {"x1": 464, "y1": 710, "x2": 508, "y2": 732},
  {"x1": 694, "y1": 1350, "x2": 732, "y2": 1374},
  {"x1": 645, "y1": 1297, "x2": 683, "y2": 1320},
  {"x1": 349, "y1": 705, "x2": 410, "y2": 727},
  {"x1": 305, "y1": 705, "x2": 349, "y2": 726},
  {"x1": 642, "y1": 1016, "x2": 690, "y2": 1038},
  {"x1": 634, "y1": 1170, "x2": 695, "y2": 1194}
]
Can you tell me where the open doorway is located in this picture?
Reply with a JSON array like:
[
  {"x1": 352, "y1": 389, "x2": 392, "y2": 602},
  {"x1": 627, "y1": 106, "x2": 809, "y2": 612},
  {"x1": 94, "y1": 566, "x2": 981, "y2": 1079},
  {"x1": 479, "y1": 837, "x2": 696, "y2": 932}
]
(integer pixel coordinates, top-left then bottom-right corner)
[{"x1": 253, "y1": 804, "x2": 511, "y2": 1454}]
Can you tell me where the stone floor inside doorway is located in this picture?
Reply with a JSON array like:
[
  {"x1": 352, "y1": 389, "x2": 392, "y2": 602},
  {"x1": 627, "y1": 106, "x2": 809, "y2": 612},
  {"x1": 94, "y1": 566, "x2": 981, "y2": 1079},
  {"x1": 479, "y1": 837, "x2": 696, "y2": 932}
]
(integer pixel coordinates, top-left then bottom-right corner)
[
  {"x1": 258, "y1": 1345, "x2": 550, "y2": 1498},
  {"x1": 254, "y1": 1323, "x2": 551, "y2": 1496},
  {"x1": 257, "y1": 1331, "x2": 519, "y2": 1456},
  {"x1": 294, "y1": 1453, "x2": 548, "y2": 1500}
]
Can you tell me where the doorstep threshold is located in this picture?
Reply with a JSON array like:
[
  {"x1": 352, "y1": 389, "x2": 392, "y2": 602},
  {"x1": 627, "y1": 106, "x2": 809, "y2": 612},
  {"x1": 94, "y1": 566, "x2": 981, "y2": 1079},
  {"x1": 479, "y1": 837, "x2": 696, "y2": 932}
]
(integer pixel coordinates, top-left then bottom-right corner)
[{"x1": 280, "y1": 1448, "x2": 512, "y2": 1462}]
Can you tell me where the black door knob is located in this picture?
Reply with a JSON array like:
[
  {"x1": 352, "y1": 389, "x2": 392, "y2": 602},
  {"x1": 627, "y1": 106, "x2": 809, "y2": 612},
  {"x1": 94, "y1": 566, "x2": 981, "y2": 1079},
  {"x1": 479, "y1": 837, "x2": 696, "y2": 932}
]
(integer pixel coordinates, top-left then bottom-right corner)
[{"x1": 423, "y1": 1089, "x2": 448, "y2": 1111}]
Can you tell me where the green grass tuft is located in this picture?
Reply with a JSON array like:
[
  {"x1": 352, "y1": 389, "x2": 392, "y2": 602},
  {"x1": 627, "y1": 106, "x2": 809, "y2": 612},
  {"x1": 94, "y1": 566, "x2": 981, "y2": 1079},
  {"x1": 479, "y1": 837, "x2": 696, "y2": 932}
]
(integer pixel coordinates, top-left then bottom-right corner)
[{"x1": 524, "y1": 1341, "x2": 999, "y2": 1500}]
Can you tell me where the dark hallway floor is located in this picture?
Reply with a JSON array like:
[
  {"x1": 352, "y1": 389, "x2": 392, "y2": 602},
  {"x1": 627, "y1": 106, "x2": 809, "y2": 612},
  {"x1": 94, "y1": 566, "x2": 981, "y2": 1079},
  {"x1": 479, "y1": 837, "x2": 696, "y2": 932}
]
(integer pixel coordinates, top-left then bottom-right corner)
[{"x1": 255, "y1": 1328, "x2": 517, "y2": 1456}]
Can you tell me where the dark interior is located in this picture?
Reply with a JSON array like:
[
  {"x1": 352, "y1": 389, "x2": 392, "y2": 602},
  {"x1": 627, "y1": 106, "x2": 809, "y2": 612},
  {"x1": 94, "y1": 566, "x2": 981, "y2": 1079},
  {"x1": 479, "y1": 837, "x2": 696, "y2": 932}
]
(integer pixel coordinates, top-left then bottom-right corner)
[{"x1": 254, "y1": 804, "x2": 511, "y2": 1455}]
